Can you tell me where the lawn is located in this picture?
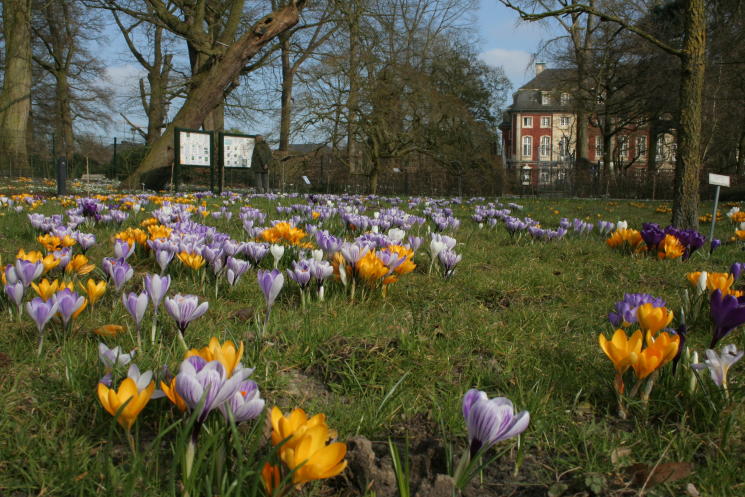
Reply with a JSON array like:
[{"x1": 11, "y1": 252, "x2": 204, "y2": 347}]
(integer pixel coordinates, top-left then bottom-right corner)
[{"x1": 0, "y1": 185, "x2": 743, "y2": 497}]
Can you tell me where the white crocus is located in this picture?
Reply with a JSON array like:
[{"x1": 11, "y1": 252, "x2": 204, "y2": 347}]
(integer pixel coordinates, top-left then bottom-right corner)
[{"x1": 270, "y1": 244, "x2": 285, "y2": 269}]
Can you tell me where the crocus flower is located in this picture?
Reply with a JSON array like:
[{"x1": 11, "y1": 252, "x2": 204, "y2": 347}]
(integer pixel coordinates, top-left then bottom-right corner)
[
  {"x1": 144, "y1": 274, "x2": 170, "y2": 309},
  {"x1": 270, "y1": 244, "x2": 285, "y2": 269},
  {"x1": 98, "y1": 342, "x2": 135, "y2": 369},
  {"x1": 52, "y1": 288, "x2": 87, "y2": 326},
  {"x1": 164, "y1": 294, "x2": 209, "y2": 336},
  {"x1": 97, "y1": 376, "x2": 155, "y2": 430},
  {"x1": 710, "y1": 238, "x2": 721, "y2": 254},
  {"x1": 279, "y1": 422, "x2": 347, "y2": 486},
  {"x1": 114, "y1": 239, "x2": 136, "y2": 260},
  {"x1": 177, "y1": 252, "x2": 206, "y2": 270},
  {"x1": 155, "y1": 249, "x2": 175, "y2": 274},
  {"x1": 104, "y1": 259, "x2": 134, "y2": 291},
  {"x1": 219, "y1": 379, "x2": 264, "y2": 423},
  {"x1": 26, "y1": 297, "x2": 59, "y2": 354},
  {"x1": 462, "y1": 389, "x2": 530, "y2": 457},
  {"x1": 75, "y1": 232, "x2": 96, "y2": 252},
  {"x1": 160, "y1": 377, "x2": 187, "y2": 412},
  {"x1": 636, "y1": 303, "x2": 674, "y2": 333},
  {"x1": 5, "y1": 281, "x2": 24, "y2": 310},
  {"x1": 438, "y1": 249, "x2": 462, "y2": 279},
  {"x1": 94, "y1": 324, "x2": 125, "y2": 337},
  {"x1": 692, "y1": 344, "x2": 743, "y2": 389},
  {"x1": 270, "y1": 407, "x2": 328, "y2": 450},
  {"x1": 78, "y1": 278, "x2": 106, "y2": 307},
  {"x1": 599, "y1": 329, "x2": 643, "y2": 374},
  {"x1": 65, "y1": 254, "x2": 95, "y2": 275},
  {"x1": 123, "y1": 292, "x2": 149, "y2": 330},
  {"x1": 14, "y1": 259, "x2": 44, "y2": 287},
  {"x1": 730, "y1": 262, "x2": 745, "y2": 281},
  {"x1": 630, "y1": 331, "x2": 680, "y2": 379},
  {"x1": 225, "y1": 257, "x2": 250, "y2": 286},
  {"x1": 174, "y1": 356, "x2": 253, "y2": 423},
  {"x1": 32, "y1": 278, "x2": 63, "y2": 301},
  {"x1": 709, "y1": 290, "x2": 745, "y2": 348},
  {"x1": 185, "y1": 337, "x2": 244, "y2": 378},
  {"x1": 257, "y1": 269, "x2": 284, "y2": 309}
]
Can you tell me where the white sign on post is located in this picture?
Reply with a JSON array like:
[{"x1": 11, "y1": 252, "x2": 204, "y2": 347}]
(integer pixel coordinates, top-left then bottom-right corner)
[
  {"x1": 709, "y1": 173, "x2": 730, "y2": 187},
  {"x1": 302, "y1": 175, "x2": 311, "y2": 185},
  {"x1": 178, "y1": 131, "x2": 211, "y2": 166}
]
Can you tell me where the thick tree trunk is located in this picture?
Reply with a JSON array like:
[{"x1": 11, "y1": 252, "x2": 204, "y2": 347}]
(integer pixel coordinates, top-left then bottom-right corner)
[
  {"x1": 122, "y1": 3, "x2": 304, "y2": 188},
  {"x1": 55, "y1": 72, "x2": 75, "y2": 164},
  {"x1": 671, "y1": 0, "x2": 705, "y2": 230},
  {"x1": 279, "y1": 32, "x2": 293, "y2": 151},
  {"x1": 0, "y1": 0, "x2": 32, "y2": 175},
  {"x1": 737, "y1": 126, "x2": 745, "y2": 177}
]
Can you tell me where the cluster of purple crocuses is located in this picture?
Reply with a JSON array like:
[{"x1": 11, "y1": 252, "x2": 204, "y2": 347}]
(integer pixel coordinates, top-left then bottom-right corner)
[{"x1": 640, "y1": 223, "x2": 706, "y2": 260}]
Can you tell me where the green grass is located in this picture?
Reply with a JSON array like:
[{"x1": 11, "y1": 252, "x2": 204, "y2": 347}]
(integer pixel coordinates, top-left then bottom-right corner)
[{"x1": 0, "y1": 192, "x2": 744, "y2": 496}]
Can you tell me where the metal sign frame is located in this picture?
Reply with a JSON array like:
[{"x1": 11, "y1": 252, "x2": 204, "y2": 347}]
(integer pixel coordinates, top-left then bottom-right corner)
[{"x1": 217, "y1": 132, "x2": 257, "y2": 193}]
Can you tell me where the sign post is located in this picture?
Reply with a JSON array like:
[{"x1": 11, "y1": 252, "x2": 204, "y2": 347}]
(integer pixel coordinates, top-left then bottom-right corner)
[
  {"x1": 707, "y1": 173, "x2": 730, "y2": 245},
  {"x1": 56, "y1": 157, "x2": 67, "y2": 196}
]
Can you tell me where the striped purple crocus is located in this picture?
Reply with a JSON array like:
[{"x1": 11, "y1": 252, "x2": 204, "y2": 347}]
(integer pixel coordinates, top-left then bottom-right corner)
[{"x1": 462, "y1": 389, "x2": 530, "y2": 457}]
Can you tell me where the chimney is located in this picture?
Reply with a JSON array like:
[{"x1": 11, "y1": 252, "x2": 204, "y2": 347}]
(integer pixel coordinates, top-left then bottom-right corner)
[{"x1": 535, "y1": 62, "x2": 546, "y2": 75}]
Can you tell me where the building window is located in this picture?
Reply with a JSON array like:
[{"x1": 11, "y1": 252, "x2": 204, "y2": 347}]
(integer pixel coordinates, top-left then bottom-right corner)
[
  {"x1": 560, "y1": 116, "x2": 570, "y2": 127},
  {"x1": 617, "y1": 136, "x2": 629, "y2": 159},
  {"x1": 540, "y1": 116, "x2": 550, "y2": 128},
  {"x1": 636, "y1": 136, "x2": 647, "y2": 158},
  {"x1": 541, "y1": 92, "x2": 551, "y2": 105},
  {"x1": 522, "y1": 136, "x2": 532, "y2": 157},
  {"x1": 595, "y1": 136, "x2": 603, "y2": 157},
  {"x1": 522, "y1": 116, "x2": 533, "y2": 128},
  {"x1": 559, "y1": 137, "x2": 570, "y2": 160},
  {"x1": 540, "y1": 136, "x2": 551, "y2": 157},
  {"x1": 560, "y1": 93, "x2": 569, "y2": 105}
]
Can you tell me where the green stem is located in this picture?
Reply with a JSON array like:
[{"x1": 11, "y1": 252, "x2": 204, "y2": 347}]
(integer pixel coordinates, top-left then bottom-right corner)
[{"x1": 150, "y1": 312, "x2": 158, "y2": 345}]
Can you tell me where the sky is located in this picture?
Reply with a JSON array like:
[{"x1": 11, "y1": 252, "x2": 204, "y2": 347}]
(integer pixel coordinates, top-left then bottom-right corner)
[
  {"x1": 475, "y1": 1, "x2": 559, "y2": 90},
  {"x1": 97, "y1": 1, "x2": 554, "y2": 139}
]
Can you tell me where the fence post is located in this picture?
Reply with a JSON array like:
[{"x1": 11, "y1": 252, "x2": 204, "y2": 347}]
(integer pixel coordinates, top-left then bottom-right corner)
[{"x1": 56, "y1": 157, "x2": 67, "y2": 195}]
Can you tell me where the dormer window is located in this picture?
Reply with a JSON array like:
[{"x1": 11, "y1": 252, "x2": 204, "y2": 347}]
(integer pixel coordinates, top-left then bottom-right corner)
[
  {"x1": 541, "y1": 92, "x2": 551, "y2": 105},
  {"x1": 560, "y1": 93, "x2": 570, "y2": 105}
]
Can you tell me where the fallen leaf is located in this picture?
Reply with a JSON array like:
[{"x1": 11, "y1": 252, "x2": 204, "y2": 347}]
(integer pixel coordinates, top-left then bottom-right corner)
[
  {"x1": 626, "y1": 462, "x2": 693, "y2": 488},
  {"x1": 610, "y1": 447, "x2": 632, "y2": 465}
]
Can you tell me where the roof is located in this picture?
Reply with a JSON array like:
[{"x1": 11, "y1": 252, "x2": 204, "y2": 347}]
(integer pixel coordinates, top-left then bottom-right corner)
[
  {"x1": 505, "y1": 68, "x2": 577, "y2": 113},
  {"x1": 518, "y1": 69, "x2": 575, "y2": 91}
]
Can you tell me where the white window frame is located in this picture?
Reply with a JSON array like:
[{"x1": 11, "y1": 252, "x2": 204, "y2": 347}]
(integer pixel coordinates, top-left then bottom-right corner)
[
  {"x1": 540, "y1": 116, "x2": 550, "y2": 128},
  {"x1": 540, "y1": 136, "x2": 551, "y2": 157},
  {"x1": 560, "y1": 93, "x2": 570, "y2": 105},
  {"x1": 595, "y1": 136, "x2": 603, "y2": 157},
  {"x1": 636, "y1": 136, "x2": 647, "y2": 158},
  {"x1": 559, "y1": 137, "x2": 570, "y2": 159},
  {"x1": 617, "y1": 136, "x2": 629, "y2": 159},
  {"x1": 541, "y1": 92, "x2": 551, "y2": 105},
  {"x1": 522, "y1": 116, "x2": 533, "y2": 128},
  {"x1": 522, "y1": 136, "x2": 532, "y2": 157},
  {"x1": 560, "y1": 116, "x2": 570, "y2": 127}
]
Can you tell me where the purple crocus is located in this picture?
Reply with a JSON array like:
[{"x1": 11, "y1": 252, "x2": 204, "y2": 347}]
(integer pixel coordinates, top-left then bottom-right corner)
[
  {"x1": 114, "y1": 239, "x2": 136, "y2": 260},
  {"x1": 710, "y1": 238, "x2": 721, "y2": 255},
  {"x1": 175, "y1": 356, "x2": 253, "y2": 423},
  {"x1": 122, "y1": 292, "x2": 149, "y2": 340},
  {"x1": 257, "y1": 269, "x2": 284, "y2": 309},
  {"x1": 14, "y1": 259, "x2": 44, "y2": 287},
  {"x1": 103, "y1": 258, "x2": 134, "y2": 291},
  {"x1": 75, "y1": 232, "x2": 96, "y2": 253},
  {"x1": 608, "y1": 293, "x2": 667, "y2": 328},
  {"x1": 219, "y1": 379, "x2": 265, "y2": 423},
  {"x1": 51, "y1": 288, "x2": 86, "y2": 327},
  {"x1": 243, "y1": 242, "x2": 269, "y2": 266},
  {"x1": 155, "y1": 249, "x2": 175, "y2": 274},
  {"x1": 709, "y1": 289, "x2": 745, "y2": 348},
  {"x1": 25, "y1": 297, "x2": 59, "y2": 355},
  {"x1": 438, "y1": 249, "x2": 462, "y2": 279},
  {"x1": 4, "y1": 282, "x2": 24, "y2": 312},
  {"x1": 730, "y1": 262, "x2": 745, "y2": 281},
  {"x1": 286, "y1": 261, "x2": 312, "y2": 290},
  {"x1": 462, "y1": 389, "x2": 530, "y2": 457},
  {"x1": 144, "y1": 274, "x2": 171, "y2": 310},
  {"x1": 164, "y1": 294, "x2": 209, "y2": 337},
  {"x1": 225, "y1": 257, "x2": 251, "y2": 286},
  {"x1": 98, "y1": 342, "x2": 135, "y2": 369}
]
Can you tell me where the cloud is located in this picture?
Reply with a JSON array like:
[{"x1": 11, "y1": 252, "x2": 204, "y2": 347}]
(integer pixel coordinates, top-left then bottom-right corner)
[
  {"x1": 478, "y1": 48, "x2": 534, "y2": 89},
  {"x1": 104, "y1": 64, "x2": 146, "y2": 97}
]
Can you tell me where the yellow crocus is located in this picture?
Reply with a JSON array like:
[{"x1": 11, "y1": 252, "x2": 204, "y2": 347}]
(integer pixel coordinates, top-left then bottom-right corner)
[
  {"x1": 387, "y1": 245, "x2": 416, "y2": 276},
  {"x1": 606, "y1": 229, "x2": 643, "y2": 249},
  {"x1": 37, "y1": 234, "x2": 62, "y2": 252},
  {"x1": 630, "y1": 331, "x2": 680, "y2": 379},
  {"x1": 262, "y1": 463, "x2": 281, "y2": 495},
  {"x1": 599, "y1": 329, "x2": 643, "y2": 374},
  {"x1": 160, "y1": 378, "x2": 187, "y2": 412},
  {"x1": 79, "y1": 278, "x2": 106, "y2": 306},
  {"x1": 97, "y1": 377, "x2": 155, "y2": 430},
  {"x1": 66, "y1": 254, "x2": 95, "y2": 275},
  {"x1": 355, "y1": 251, "x2": 388, "y2": 286},
  {"x1": 636, "y1": 303, "x2": 674, "y2": 333},
  {"x1": 60, "y1": 235, "x2": 77, "y2": 248},
  {"x1": 177, "y1": 252, "x2": 206, "y2": 270},
  {"x1": 31, "y1": 278, "x2": 61, "y2": 301},
  {"x1": 707, "y1": 272, "x2": 735, "y2": 294},
  {"x1": 280, "y1": 424, "x2": 347, "y2": 486},
  {"x1": 656, "y1": 234, "x2": 685, "y2": 260},
  {"x1": 270, "y1": 407, "x2": 328, "y2": 451},
  {"x1": 185, "y1": 337, "x2": 244, "y2": 378}
]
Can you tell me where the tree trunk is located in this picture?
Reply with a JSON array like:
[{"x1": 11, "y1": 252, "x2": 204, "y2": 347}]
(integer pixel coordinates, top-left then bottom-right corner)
[
  {"x1": 122, "y1": 3, "x2": 304, "y2": 188},
  {"x1": 737, "y1": 125, "x2": 745, "y2": 177},
  {"x1": 55, "y1": 72, "x2": 75, "y2": 165},
  {"x1": 647, "y1": 125, "x2": 658, "y2": 174},
  {"x1": 346, "y1": 5, "x2": 360, "y2": 173},
  {"x1": 671, "y1": 0, "x2": 705, "y2": 230},
  {"x1": 0, "y1": 0, "x2": 32, "y2": 175},
  {"x1": 279, "y1": 32, "x2": 293, "y2": 151}
]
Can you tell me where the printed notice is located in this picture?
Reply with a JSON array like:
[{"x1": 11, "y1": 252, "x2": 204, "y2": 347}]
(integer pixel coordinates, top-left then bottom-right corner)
[
  {"x1": 179, "y1": 131, "x2": 211, "y2": 166},
  {"x1": 223, "y1": 135, "x2": 256, "y2": 168}
]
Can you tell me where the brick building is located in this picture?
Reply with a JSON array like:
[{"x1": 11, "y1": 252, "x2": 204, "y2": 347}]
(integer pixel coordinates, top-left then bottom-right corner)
[{"x1": 499, "y1": 63, "x2": 675, "y2": 190}]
